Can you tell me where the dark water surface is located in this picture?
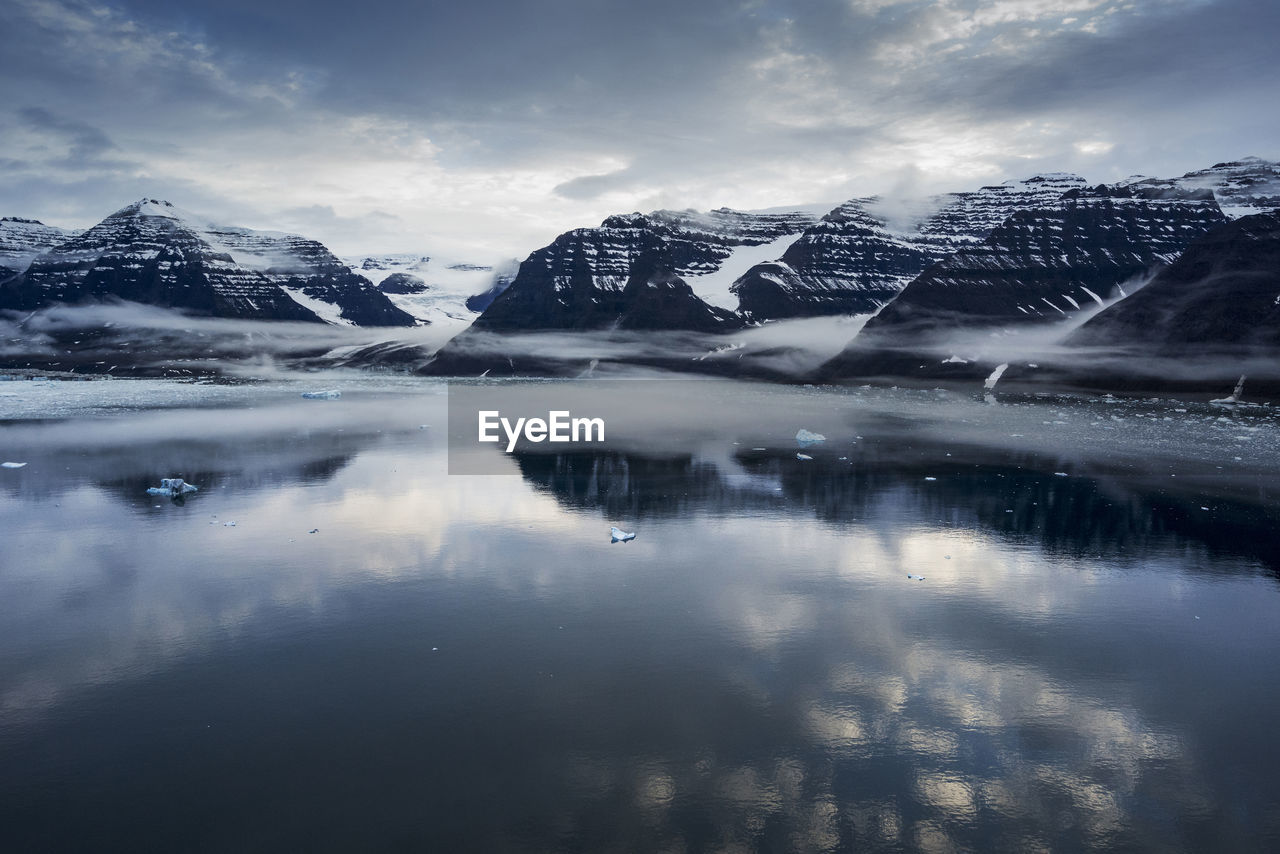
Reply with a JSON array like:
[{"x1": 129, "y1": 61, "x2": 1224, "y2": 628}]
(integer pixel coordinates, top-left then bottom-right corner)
[{"x1": 1, "y1": 379, "x2": 1279, "y2": 852}]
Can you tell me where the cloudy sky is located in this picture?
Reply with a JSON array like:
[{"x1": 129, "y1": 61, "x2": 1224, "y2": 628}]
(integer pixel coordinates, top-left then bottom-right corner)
[{"x1": 2, "y1": 0, "x2": 1277, "y2": 260}]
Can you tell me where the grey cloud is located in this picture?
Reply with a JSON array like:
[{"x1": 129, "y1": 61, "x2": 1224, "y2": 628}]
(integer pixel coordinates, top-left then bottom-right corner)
[
  {"x1": 18, "y1": 107, "x2": 119, "y2": 162},
  {"x1": 1, "y1": 0, "x2": 1277, "y2": 253},
  {"x1": 552, "y1": 169, "x2": 639, "y2": 201}
]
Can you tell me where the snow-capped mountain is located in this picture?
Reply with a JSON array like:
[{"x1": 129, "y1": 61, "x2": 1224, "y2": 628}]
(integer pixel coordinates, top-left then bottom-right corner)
[
  {"x1": 1120, "y1": 157, "x2": 1280, "y2": 219},
  {"x1": 819, "y1": 183, "x2": 1229, "y2": 380},
  {"x1": 0, "y1": 200, "x2": 415, "y2": 326},
  {"x1": 421, "y1": 207, "x2": 817, "y2": 376},
  {"x1": 468, "y1": 207, "x2": 818, "y2": 332},
  {"x1": 1069, "y1": 210, "x2": 1280, "y2": 354},
  {"x1": 732, "y1": 174, "x2": 1088, "y2": 319},
  {"x1": 341, "y1": 253, "x2": 517, "y2": 329},
  {"x1": 0, "y1": 217, "x2": 79, "y2": 283}
]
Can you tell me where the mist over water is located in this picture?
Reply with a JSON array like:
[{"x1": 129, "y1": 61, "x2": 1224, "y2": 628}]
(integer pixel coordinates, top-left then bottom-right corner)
[{"x1": 1, "y1": 378, "x2": 1278, "y2": 851}]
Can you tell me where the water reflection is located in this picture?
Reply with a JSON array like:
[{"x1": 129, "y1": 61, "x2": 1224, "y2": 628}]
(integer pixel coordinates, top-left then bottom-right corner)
[
  {"x1": 515, "y1": 446, "x2": 1280, "y2": 575},
  {"x1": 0, "y1": 387, "x2": 1277, "y2": 851}
]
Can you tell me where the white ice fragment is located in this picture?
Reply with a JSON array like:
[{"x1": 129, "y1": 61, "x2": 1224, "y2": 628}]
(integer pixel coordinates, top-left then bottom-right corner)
[
  {"x1": 924, "y1": 476, "x2": 937, "y2": 481},
  {"x1": 907, "y1": 574, "x2": 926, "y2": 581},
  {"x1": 1, "y1": 461, "x2": 27, "y2": 469},
  {"x1": 796, "y1": 453, "x2": 813, "y2": 460},
  {"x1": 610, "y1": 526, "x2": 636, "y2": 543},
  {"x1": 1210, "y1": 375, "x2": 1259, "y2": 408},
  {"x1": 301, "y1": 390, "x2": 341, "y2": 400},
  {"x1": 796, "y1": 429, "x2": 826, "y2": 445},
  {"x1": 1054, "y1": 472, "x2": 1069, "y2": 477},
  {"x1": 146, "y1": 477, "x2": 198, "y2": 496},
  {"x1": 223, "y1": 521, "x2": 237, "y2": 527}
]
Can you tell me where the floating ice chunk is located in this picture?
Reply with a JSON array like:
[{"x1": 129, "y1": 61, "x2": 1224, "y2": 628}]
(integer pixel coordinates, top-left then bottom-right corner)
[
  {"x1": 610, "y1": 526, "x2": 636, "y2": 543},
  {"x1": 796, "y1": 429, "x2": 826, "y2": 445},
  {"x1": 146, "y1": 477, "x2": 198, "y2": 496},
  {"x1": 301, "y1": 390, "x2": 341, "y2": 400},
  {"x1": 223, "y1": 521, "x2": 236, "y2": 527},
  {"x1": 941, "y1": 355, "x2": 968, "y2": 364},
  {"x1": 907, "y1": 574, "x2": 925, "y2": 581},
  {"x1": 923, "y1": 476, "x2": 937, "y2": 481},
  {"x1": 1054, "y1": 472, "x2": 1069, "y2": 477},
  {"x1": 1, "y1": 461, "x2": 27, "y2": 469},
  {"x1": 1210, "y1": 375, "x2": 1260, "y2": 408},
  {"x1": 796, "y1": 453, "x2": 813, "y2": 461}
]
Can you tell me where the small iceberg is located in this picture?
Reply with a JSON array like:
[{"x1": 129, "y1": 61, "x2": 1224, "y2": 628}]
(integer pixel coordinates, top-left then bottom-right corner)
[
  {"x1": 610, "y1": 526, "x2": 636, "y2": 543},
  {"x1": 796, "y1": 453, "x2": 813, "y2": 461},
  {"x1": 301, "y1": 389, "x2": 341, "y2": 400},
  {"x1": 796, "y1": 429, "x2": 826, "y2": 446},
  {"x1": 146, "y1": 477, "x2": 198, "y2": 496},
  {"x1": 1, "y1": 461, "x2": 27, "y2": 469},
  {"x1": 1210, "y1": 375, "x2": 1260, "y2": 408}
]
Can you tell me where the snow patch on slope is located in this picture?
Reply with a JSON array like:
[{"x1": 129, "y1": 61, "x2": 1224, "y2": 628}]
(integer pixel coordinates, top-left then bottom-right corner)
[
  {"x1": 685, "y1": 232, "x2": 804, "y2": 310},
  {"x1": 281, "y1": 286, "x2": 354, "y2": 326}
]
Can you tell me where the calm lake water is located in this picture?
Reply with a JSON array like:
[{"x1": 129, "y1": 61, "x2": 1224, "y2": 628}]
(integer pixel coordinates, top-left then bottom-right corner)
[{"x1": 1, "y1": 378, "x2": 1279, "y2": 852}]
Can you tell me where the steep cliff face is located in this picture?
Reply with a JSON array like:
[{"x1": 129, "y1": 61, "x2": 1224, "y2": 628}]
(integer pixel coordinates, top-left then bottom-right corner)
[
  {"x1": 0, "y1": 200, "x2": 415, "y2": 326},
  {"x1": 615, "y1": 257, "x2": 742, "y2": 332},
  {"x1": 0, "y1": 217, "x2": 78, "y2": 283},
  {"x1": 819, "y1": 184, "x2": 1229, "y2": 380},
  {"x1": 731, "y1": 201, "x2": 934, "y2": 319},
  {"x1": 1069, "y1": 211, "x2": 1280, "y2": 354},
  {"x1": 732, "y1": 174, "x2": 1088, "y2": 319},
  {"x1": 471, "y1": 207, "x2": 817, "y2": 332}
]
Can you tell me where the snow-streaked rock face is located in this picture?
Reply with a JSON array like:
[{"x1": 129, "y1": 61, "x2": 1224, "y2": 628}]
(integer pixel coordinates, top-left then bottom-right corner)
[
  {"x1": 0, "y1": 200, "x2": 415, "y2": 326},
  {"x1": 0, "y1": 217, "x2": 78, "y2": 283},
  {"x1": 1121, "y1": 157, "x2": 1280, "y2": 220},
  {"x1": 733, "y1": 174, "x2": 1088, "y2": 319},
  {"x1": 471, "y1": 207, "x2": 818, "y2": 332},
  {"x1": 1070, "y1": 210, "x2": 1280, "y2": 354},
  {"x1": 819, "y1": 184, "x2": 1229, "y2": 380}
]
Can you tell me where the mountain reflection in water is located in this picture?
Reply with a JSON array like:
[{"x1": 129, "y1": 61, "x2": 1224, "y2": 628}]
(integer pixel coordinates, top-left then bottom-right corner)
[{"x1": 0, "y1": 380, "x2": 1276, "y2": 852}]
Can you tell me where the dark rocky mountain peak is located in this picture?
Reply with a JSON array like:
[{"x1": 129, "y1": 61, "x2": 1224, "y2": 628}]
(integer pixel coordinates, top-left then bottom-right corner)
[
  {"x1": 1069, "y1": 210, "x2": 1280, "y2": 355},
  {"x1": 0, "y1": 200, "x2": 415, "y2": 326},
  {"x1": 818, "y1": 183, "x2": 1229, "y2": 381},
  {"x1": 732, "y1": 173, "x2": 1089, "y2": 320}
]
